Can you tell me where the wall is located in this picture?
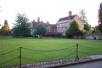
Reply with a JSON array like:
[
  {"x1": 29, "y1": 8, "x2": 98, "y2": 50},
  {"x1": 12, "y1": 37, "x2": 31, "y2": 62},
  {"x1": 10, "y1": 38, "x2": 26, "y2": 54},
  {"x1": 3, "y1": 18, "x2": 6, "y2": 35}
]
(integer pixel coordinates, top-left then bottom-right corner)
[{"x1": 83, "y1": 33, "x2": 102, "y2": 40}]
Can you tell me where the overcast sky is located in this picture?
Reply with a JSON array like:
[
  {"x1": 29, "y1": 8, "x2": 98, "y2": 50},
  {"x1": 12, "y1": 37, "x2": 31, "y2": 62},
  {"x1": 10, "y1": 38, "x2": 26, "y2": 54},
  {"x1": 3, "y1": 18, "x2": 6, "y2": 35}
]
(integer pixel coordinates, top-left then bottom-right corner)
[{"x1": 0, "y1": 0, "x2": 102, "y2": 29}]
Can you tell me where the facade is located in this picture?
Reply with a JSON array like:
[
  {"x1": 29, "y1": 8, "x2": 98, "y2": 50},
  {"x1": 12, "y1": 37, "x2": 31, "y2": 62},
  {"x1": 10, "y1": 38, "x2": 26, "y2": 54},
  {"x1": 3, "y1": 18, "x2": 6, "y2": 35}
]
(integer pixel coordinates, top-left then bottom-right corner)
[
  {"x1": 31, "y1": 17, "x2": 57, "y2": 36},
  {"x1": 56, "y1": 11, "x2": 84, "y2": 35},
  {"x1": 46, "y1": 24, "x2": 57, "y2": 36}
]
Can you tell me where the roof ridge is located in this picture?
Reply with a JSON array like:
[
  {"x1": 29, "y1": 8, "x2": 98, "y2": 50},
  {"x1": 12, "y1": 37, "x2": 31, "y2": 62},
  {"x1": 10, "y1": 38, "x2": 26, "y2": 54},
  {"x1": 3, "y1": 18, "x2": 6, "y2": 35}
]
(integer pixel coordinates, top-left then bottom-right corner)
[
  {"x1": 57, "y1": 15, "x2": 76, "y2": 22},
  {"x1": 60, "y1": 14, "x2": 76, "y2": 18}
]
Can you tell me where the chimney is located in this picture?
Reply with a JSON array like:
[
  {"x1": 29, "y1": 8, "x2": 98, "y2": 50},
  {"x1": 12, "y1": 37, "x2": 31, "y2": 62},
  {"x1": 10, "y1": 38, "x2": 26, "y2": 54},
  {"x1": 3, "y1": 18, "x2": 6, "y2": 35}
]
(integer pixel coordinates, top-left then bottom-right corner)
[
  {"x1": 41, "y1": 21, "x2": 43, "y2": 23},
  {"x1": 37, "y1": 17, "x2": 40, "y2": 24},
  {"x1": 33, "y1": 20, "x2": 35, "y2": 22},
  {"x1": 69, "y1": 11, "x2": 72, "y2": 16},
  {"x1": 47, "y1": 21, "x2": 49, "y2": 25},
  {"x1": 32, "y1": 20, "x2": 35, "y2": 25}
]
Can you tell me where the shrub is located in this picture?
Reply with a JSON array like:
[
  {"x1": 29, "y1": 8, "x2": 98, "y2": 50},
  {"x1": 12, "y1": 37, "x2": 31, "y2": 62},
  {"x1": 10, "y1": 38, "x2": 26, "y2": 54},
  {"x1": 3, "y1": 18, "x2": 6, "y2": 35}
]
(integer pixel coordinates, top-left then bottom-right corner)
[
  {"x1": 55, "y1": 32, "x2": 62, "y2": 37},
  {"x1": 61, "y1": 35, "x2": 66, "y2": 38},
  {"x1": 77, "y1": 30, "x2": 84, "y2": 36},
  {"x1": 33, "y1": 30, "x2": 38, "y2": 38},
  {"x1": 66, "y1": 29, "x2": 72, "y2": 38},
  {"x1": 92, "y1": 27, "x2": 100, "y2": 33},
  {"x1": 83, "y1": 30, "x2": 88, "y2": 34}
]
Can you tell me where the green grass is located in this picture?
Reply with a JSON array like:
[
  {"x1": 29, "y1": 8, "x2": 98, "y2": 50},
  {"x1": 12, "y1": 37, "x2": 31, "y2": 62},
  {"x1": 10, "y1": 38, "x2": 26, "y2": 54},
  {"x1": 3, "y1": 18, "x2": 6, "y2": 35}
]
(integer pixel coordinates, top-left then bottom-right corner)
[{"x1": 0, "y1": 36, "x2": 102, "y2": 67}]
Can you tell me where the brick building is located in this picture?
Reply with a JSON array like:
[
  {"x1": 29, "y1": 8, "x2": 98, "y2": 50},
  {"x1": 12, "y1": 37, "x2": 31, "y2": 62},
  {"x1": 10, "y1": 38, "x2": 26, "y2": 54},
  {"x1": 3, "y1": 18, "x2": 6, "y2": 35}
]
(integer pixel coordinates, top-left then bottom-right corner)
[
  {"x1": 56, "y1": 11, "x2": 84, "y2": 35},
  {"x1": 31, "y1": 17, "x2": 57, "y2": 36}
]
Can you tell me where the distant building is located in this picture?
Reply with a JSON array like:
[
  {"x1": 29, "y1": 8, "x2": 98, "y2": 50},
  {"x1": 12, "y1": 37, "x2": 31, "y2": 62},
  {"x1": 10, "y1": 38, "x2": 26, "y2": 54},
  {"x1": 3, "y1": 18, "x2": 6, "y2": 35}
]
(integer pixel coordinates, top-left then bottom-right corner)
[
  {"x1": 56, "y1": 11, "x2": 84, "y2": 35},
  {"x1": 31, "y1": 17, "x2": 57, "y2": 36}
]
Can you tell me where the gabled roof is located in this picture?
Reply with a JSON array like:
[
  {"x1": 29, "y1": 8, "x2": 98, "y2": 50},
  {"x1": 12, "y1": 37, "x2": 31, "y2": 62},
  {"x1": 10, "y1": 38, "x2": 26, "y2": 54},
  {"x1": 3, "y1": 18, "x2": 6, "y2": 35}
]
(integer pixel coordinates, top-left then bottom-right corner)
[
  {"x1": 32, "y1": 22, "x2": 38, "y2": 25},
  {"x1": 50, "y1": 24, "x2": 57, "y2": 29},
  {"x1": 57, "y1": 15, "x2": 76, "y2": 22}
]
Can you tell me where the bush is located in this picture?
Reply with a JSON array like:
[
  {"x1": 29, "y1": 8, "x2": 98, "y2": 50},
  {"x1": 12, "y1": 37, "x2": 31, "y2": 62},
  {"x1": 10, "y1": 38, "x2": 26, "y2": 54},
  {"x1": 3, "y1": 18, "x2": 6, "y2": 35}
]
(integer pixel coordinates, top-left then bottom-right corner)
[
  {"x1": 55, "y1": 32, "x2": 62, "y2": 37},
  {"x1": 92, "y1": 28, "x2": 100, "y2": 33},
  {"x1": 66, "y1": 29, "x2": 72, "y2": 38},
  {"x1": 77, "y1": 30, "x2": 84, "y2": 36},
  {"x1": 61, "y1": 35, "x2": 66, "y2": 38},
  {"x1": 83, "y1": 30, "x2": 88, "y2": 34},
  {"x1": 33, "y1": 30, "x2": 38, "y2": 38}
]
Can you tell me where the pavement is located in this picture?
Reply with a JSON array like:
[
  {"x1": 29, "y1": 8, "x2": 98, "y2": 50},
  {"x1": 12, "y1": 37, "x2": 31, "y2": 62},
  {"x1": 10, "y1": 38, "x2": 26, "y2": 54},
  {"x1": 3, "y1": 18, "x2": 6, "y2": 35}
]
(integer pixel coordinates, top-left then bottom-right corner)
[
  {"x1": 56, "y1": 60, "x2": 102, "y2": 68},
  {"x1": 50, "y1": 54, "x2": 102, "y2": 68}
]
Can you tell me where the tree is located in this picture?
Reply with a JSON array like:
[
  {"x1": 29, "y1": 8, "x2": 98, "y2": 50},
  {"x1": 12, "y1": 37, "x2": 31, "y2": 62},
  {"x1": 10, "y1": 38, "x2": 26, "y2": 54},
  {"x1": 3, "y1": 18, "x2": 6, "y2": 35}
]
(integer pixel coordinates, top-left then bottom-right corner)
[
  {"x1": 35, "y1": 23, "x2": 47, "y2": 38},
  {"x1": 79, "y1": 9, "x2": 88, "y2": 23},
  {"x1": 33, "y1": 29, "x2": 38, "y2": 38},
  {"x1": 98, "y1": 2, "x2": 102, "y2": 25},
  {"x1": 97, "y1": 24, "x2": 102, "y2": 33},
  {"x1": 0, "y1": 20, "x2": 10, "y2": 36},
  {"x1": 13, "y1": 14, "x2": 31, "y2": 37},
  {"x1": 84, "y1": 24, "x2": 91, "y2": 32},
  {"x1": 98, "y1": 2, "x2": 102, "y2": 32},
  {"x1": 92, "y1": 26, "x2": 100, "y2": 33},
  {"x1": 0, "y1": 6, "x2": 1, "y2": 28},
  {"x1": 66, "y1": 28, "x2": 72, "y2": 38},
  {"x1": 55, "y1": 32, "x2": 62, "y2": 37},
  {"x1": 66, "y1": 20, "x2": 83, "y2": 38}
]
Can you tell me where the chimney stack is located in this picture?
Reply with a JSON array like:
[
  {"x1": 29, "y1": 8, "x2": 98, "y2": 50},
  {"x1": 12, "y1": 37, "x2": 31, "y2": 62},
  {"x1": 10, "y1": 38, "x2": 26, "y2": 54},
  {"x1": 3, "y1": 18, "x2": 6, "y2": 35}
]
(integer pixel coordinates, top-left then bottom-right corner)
[
  {"x1": 38, "y1": 17, "x2": 40, "y2": 24},
  {"x1": 69, "y1": 11, "x2": 72, "y2": 16}
]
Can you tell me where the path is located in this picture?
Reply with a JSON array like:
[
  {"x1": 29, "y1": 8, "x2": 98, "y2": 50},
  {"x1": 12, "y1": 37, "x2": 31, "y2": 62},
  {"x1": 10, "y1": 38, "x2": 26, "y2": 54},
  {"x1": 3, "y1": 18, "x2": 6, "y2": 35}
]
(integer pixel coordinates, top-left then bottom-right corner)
[{"x1": 55, "y1": 60, "x2": 102, "y2": 68}]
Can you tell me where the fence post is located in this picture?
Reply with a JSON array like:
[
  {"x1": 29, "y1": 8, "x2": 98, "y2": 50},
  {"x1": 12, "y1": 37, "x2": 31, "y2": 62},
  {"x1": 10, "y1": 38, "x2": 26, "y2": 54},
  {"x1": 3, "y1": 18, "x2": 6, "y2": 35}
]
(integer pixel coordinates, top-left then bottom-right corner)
[
  {"x1": 75, "y1": 44, "x2": 79, "y2": 61},
  {"x1": 20, "y1": 47, "x2": 22, "y2": 68}
]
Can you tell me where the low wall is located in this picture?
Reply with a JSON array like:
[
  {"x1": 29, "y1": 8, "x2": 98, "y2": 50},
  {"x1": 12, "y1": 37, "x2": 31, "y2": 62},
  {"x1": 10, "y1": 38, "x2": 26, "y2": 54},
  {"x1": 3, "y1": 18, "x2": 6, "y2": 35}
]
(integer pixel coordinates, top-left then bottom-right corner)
[
  {"x1": 2, "y1": 57, "x2": 92, "y2": 68},
  {"x1": 83, "y1": 33, "x2": 102, "y2": 40}
]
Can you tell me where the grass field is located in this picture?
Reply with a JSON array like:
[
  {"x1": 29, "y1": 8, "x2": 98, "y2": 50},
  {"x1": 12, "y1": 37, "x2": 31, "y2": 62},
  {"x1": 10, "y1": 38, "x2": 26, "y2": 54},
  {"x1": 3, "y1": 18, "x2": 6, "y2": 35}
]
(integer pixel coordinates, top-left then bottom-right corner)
[{"x1": 0, "y1": 36, "x2": 102, "y2": 67}]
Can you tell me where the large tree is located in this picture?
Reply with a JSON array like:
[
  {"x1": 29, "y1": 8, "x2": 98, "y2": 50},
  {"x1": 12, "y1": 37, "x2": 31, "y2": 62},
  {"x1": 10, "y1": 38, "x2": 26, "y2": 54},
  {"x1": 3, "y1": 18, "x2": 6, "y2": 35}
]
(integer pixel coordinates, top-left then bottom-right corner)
[
  {"x1": 66, "y1": 20, "x2": 83, "y2": 38},
  {"x1": 0, "y1": 20, "x2": 10, "y2": 35},
  {"x1": 98, "y1": 2, "x2": 102, "y2": 25},
  {"x1": 35, "y1": 23, "x2": 47, "y2": 38},
  {"x1": 98, "y1": 2, "x2": 102, "y2": 33},
  {"x1": 0, "y1": 6, "x2": 1, "y2": 30},
  {"x1": 13, "y1": 14, "x2": 31, "y2": 37},
  {"x1": 79, "y1": 9, "x2": 88, "y2": 23}
]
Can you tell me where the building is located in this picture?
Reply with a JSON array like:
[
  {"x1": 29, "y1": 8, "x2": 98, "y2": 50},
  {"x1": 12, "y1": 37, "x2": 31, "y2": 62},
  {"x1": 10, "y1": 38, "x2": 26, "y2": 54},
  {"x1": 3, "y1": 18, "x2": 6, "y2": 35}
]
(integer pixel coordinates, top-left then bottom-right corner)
[
  {"x1": 56, "y1": 11, "x2": 84, "y2": 35},
  {"x1": 46, "y1": 24, "x2": 57, "y2": 37},
  {"x1": 31, "y1": 17, "x2": 57, "y2": 36}
]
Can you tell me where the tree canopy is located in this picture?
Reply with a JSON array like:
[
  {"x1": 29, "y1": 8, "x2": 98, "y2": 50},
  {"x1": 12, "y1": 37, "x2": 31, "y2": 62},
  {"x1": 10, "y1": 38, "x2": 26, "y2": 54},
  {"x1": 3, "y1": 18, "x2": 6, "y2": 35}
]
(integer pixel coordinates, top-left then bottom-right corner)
[
  {"x1": 79, "y1": 9, "x2": 88, "y2": 23},
  {"x1": 13, "y1": 14, "x2": 31, "y2": 37},
  {"x1": 92, "y1": 26, "x2": 100, "y2": 33},
  {"x1": 98, "y1": 2, "x2": 102, "y2": 25},
  {"x1": 35, "y1": 23, "x2": 47, "y2": 37},
  {"x1": 66, "y1": 20, "x2": 83, "y2": 38},
  {"x1": 98, "y1": 2, "x2": 102, "y2": 33},
  {"x1": 0, "y1": 19, "x2": 10, "y2": 35},
  {"x1": 84, "y1": 24, "x2": 91, "y2": 32}
]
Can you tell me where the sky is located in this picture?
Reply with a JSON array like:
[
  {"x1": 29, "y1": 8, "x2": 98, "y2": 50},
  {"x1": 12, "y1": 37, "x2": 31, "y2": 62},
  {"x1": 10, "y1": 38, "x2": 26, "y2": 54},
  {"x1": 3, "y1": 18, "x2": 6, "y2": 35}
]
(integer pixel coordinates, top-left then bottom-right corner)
[{"x1": 0, "y1": 0, "x2": 102, "y2": 29}]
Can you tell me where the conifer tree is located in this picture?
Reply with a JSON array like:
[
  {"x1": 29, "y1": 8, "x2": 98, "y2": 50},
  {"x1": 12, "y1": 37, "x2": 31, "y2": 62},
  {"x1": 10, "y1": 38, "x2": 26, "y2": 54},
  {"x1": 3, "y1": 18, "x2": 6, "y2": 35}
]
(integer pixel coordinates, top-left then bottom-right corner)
[{"x1": 1, "y1": 20, "x2": 10, "y2": 35}]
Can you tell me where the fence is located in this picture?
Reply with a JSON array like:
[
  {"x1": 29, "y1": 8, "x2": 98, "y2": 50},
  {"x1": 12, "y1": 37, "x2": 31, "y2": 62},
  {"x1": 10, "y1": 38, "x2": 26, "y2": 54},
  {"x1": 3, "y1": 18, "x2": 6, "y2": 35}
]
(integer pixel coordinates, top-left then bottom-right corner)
[{"x1": 0, "y1": 44, "x2": 102, "y2": 68}]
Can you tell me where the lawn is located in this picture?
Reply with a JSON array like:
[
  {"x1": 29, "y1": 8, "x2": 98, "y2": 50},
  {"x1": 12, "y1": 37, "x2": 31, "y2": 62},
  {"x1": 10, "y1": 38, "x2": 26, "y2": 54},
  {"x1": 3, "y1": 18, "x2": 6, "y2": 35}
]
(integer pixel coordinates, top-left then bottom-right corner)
[{"x1": 0, "y1": 36, "x2": 102, "y2": 67}]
